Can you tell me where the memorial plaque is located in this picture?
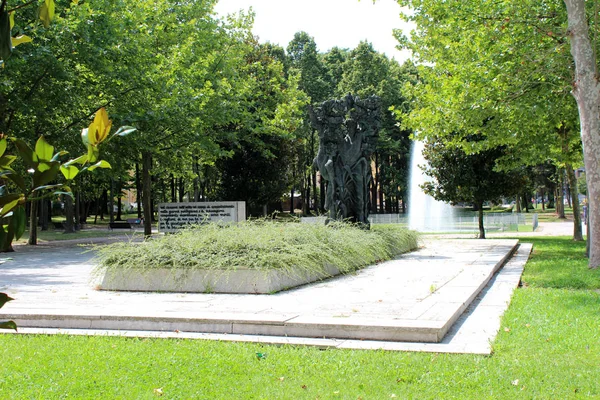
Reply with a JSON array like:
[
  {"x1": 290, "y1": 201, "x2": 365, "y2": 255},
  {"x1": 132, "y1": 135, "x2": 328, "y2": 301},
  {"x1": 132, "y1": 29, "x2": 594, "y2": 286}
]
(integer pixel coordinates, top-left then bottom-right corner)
[{"x1": 158, "y1": 201, "x2": 246, "y2": 232}]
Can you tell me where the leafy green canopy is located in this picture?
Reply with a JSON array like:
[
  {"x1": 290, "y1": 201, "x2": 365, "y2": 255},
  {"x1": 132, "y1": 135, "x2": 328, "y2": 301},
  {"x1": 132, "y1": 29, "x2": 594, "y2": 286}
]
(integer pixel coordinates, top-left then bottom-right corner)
[
  {"x1": 422, "y1": 135, "x2": 519, "y2": 206},
  {"x1": 396, "y1": 0, "x2": 580, "y2": 167}
]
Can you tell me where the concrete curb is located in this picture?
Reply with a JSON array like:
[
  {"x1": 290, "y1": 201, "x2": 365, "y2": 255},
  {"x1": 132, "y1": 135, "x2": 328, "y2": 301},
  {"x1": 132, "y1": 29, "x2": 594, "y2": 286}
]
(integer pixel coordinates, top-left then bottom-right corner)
[
  {"x1": 3, "y1": 243, "x2": 531, "y2": 353},
  {"x1": 4, "y1": 240, "x2": 520, "y2": 344}
]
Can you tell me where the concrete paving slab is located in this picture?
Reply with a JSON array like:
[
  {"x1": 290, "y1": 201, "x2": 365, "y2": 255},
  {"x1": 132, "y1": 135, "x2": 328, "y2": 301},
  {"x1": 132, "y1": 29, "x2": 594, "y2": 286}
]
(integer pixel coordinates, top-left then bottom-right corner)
[{"x1": 0, "y1": 239, "x2": 529, "y2": 353}]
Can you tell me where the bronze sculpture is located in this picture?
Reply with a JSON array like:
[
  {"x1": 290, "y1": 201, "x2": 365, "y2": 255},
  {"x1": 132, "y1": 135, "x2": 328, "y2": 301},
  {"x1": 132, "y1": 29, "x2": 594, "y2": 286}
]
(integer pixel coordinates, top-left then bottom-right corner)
[{"x1": 309, "y1": 94, "x2": 381, "y2": 228}]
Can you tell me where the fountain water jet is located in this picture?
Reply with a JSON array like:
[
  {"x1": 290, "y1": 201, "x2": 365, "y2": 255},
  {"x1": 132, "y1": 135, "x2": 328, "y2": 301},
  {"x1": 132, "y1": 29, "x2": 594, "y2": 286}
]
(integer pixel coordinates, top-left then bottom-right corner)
[{"x1": 408, "y1": 140, "x2": 456, "y2": 232}]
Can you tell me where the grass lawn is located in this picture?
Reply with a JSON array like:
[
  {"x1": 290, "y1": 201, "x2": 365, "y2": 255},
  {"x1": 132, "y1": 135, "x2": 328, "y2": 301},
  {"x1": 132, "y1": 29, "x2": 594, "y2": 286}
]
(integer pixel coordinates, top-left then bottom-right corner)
[
  {"x1": 1, "y1": 237, "x2": 599, "y2": 398},
  {"x1": 533, "y1": 207, "x2": 575, "y2": 223}
]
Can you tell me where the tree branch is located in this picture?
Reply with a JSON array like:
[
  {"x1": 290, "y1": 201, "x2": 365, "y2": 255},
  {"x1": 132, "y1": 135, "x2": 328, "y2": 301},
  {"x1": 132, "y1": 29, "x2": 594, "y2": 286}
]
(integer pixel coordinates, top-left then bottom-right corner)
[
  {"x1": 7, "y1": 0, "x2": 37, "y2": 13},
  {"x1": 51, "y1": 86, "x2": 140, "y2": 137},
  {"x1": 6, "y1": 66, "x2": 51, "y2": 132}
]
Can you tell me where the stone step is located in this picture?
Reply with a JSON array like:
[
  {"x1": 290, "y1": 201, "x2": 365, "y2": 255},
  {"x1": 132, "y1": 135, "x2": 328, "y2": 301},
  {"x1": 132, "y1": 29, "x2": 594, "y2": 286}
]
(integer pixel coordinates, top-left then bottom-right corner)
[{"x1": 5, "y1": 240, "x2": 522, "y2": 343}]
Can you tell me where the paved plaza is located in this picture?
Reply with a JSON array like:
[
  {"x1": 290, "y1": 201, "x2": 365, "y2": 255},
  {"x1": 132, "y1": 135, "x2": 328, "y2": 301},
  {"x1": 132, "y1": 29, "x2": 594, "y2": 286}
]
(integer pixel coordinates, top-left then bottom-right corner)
[{"x1": 0, "y1": 220, "x2": 561, "y2": 353}]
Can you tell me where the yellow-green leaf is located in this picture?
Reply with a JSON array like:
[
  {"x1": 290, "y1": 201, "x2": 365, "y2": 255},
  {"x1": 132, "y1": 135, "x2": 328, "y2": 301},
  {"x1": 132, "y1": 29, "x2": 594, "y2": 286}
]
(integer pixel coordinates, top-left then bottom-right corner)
[
  {"x1": 35, "y1": 136, "x2": 54, "y2": 161},
  {"x1": 87, "y1": 144, "x2": 99, "y2": 163},
  {"x1": 11, "y1": 35, "x2": 32, "y2": 47},
  {"x1": 0, "y1": 139, "x2": 6, "y2": 157},
  {"x1": 60, "y1": 165, "x2": 79, "y2": 180},
  {"x1": 0, "y1": 155, "x2": 16, "y2": 168},
  {"x1": 39, "y1": 0, "x2": 55, "y2": 28},
  {"x1": 37, "y1": 161, "x2": 52, "y2": 172},
  {"x1": 64, "y1": 154, "x2": 88, "y2": 166},
  {"x1": 0, "y1": 193, "x2": 21, "y2": 207},
  {"x1": 8, "y1": 12, "x2": 13, "y2": 30},
  {"x1": 51, "y1": 150, "x2": 69, "y2": 162},
  {"x1": 89, "y1": 107, "x2": 112, "y2": 144},
  {"x1": 0, "y1": 197, "x2": 21, "y2": 218},
  {"x1": 87, "y1": 160, "x2": 111, "y2": 171}
]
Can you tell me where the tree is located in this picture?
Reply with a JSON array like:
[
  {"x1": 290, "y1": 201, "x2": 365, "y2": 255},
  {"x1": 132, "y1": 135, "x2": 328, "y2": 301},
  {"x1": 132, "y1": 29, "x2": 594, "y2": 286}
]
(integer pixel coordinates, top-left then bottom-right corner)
[
  {"x1": 215, "y1": 40, "x2": 307, "y2": 216},
  {"x1": 421, "y1": 135, "x2": 518, "y2": 239},
  {"x1": 396, "y1": 0, "x2": 598, "y2": 266},
  {"x1": 563, "y1": 0, "x2": 600, "y2": 266},
  {"x1": 321, "y1": 46, "x2": 348, "y2": 97},
  {"x1": 287, "y1": 32, "x2": 330, "y2": 215},
  {"x1": 0, "y1": 108, "x2": 133, "y2": 251},
  {"x1": 67, "y1": 0, "x2": 255, "y2": 235},
  {"x1": 337, "y1": 42, "x2": 415, "y2": 213}
]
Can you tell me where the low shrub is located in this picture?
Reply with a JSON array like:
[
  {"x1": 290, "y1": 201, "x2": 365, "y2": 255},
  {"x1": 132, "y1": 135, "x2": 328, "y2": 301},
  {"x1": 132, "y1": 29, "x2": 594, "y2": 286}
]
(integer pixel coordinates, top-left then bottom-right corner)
[{"x1": 94, "y1": 221, "x2": 419, "y2": 277}]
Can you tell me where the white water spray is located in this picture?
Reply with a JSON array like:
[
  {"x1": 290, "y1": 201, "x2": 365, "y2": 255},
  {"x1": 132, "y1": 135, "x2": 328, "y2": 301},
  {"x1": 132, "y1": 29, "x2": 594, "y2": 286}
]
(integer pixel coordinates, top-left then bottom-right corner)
[{"x1": 408, "y1": 140, "x2": 456, "y2": 232}]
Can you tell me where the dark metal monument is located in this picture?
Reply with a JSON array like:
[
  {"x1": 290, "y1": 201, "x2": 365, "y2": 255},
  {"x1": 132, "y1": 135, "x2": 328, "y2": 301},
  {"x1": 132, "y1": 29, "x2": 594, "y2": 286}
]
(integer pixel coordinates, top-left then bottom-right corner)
[{"x1": 309, "y1": 94, "x2": 381, "y2": 228}]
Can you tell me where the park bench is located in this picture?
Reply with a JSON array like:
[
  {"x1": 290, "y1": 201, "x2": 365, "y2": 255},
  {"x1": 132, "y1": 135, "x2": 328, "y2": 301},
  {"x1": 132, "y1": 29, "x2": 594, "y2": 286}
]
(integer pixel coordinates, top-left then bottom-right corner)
[
  {"x1": 108, "y1": 221, "x2": 132, "y2": 230},
  {"x1": 126, "y1": 218, "x2": 142, "y2": 228}
]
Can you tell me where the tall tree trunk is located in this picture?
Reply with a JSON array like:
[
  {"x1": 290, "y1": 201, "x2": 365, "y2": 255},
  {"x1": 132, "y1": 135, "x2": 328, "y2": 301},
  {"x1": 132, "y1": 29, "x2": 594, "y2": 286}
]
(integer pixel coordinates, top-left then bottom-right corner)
[
  {"x1": 371, "y1": 154, "x2": 378, "y2": 213},
  {"x1": 566, "y1": 171, "x2": 572, "y2": 208},
  {"x1": 515, "y1": 194, "x2": 521, "y2": 213},
  {"x1": 565, "y1": 0, "x2": 600, "y2": 267},
  {"x1": 142, "y1": 151, "x2": 153, "y2": 237},
  {"x1": 178, "y1": 177, "x2": 185, "y2": 202},
  {"x1": 566, "y1": 164, "x2": 584, "y2": 241},
  {"x1": 40, "y1": 198, "x2": 48, "y2": 231},
  {"x1": 541, "y1": 189, "x2": 545, "y2": 211},
  {"x1": 192, "y1": 156, "x2": 200, "y2": 202},
  {"x1": 290, "y1": 187, "x2": 295, "y2": 214},
  {"x1": 116, "y1": 191, "x2": 123, "y2": 221},
  {"x1": 523, "y1": 192, "x2": 529, "y2": 213},
  {"x1": 109, "y1": 179, "x2": 115, "y2": 224},
  {"x1": 556, "y1": 170, "x2": 566, "y2": 219},
  {"x1": 587, "y1": 211, "x2": 591, "y2": 257},
  {"x1": 477, "y1": 201, "x2": 485, "y2": 239},
  {"x1": 170, "y1": 174, "x2": 176, "y2": 203},
  {"x1": 83, "y1": 200, "x2": 91, "y2": 225},
  {"x1": 161, "y1": 179, "x2": 167, "y2": 204},
  {"x1": 27, "y1": 199, "x2": 39, "y2": 245},
  {"x1": 63, "y1": 195, "x2": 75, "y2": 233},
  {"x1": 115, "y1": 180, "x2": 122, "y2": 221},
  {"x1": 377, "y1": 156, "x2": 384, "y2": 214},
  {"x1": 135, "y1": 163, "x2": 142, "y2": 218},
  {"x1": 99, "y1": 190, "x2": 107, "y2": 221},
  {"x1": 94, "y1": 197, "x2": 99, "y2": 224},
  {"x1": 75, "y1": 190, "x2": 82, "y2": 230},
  {"x1": 303, "y1": 177, "x2": 310, "y2": 216}
]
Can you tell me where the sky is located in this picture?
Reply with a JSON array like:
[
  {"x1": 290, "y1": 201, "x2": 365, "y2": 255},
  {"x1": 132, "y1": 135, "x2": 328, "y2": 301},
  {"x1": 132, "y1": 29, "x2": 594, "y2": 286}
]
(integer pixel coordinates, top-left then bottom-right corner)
[{"x1": 213, "y1": 0, "x2": 413, "y2": 62}]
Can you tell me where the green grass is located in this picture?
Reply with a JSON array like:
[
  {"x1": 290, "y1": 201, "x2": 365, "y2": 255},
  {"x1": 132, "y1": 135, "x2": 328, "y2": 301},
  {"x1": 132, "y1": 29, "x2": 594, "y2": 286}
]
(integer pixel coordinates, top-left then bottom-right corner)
[
  {"x1": 517, "y1": 224, "x2": 533, "y2": 232},
  {"x1": 1, "y1": 236, "x2": 599, "y2": 398},
  {"x1": 533, "y1": 207, "x2": 575, "y2": 223},
  {"x1": 520, "y1": 237, "x2": 599, "y2": 289},
  {"x1": 94, "y1": 221, "x2": 419, "y2": 276}
]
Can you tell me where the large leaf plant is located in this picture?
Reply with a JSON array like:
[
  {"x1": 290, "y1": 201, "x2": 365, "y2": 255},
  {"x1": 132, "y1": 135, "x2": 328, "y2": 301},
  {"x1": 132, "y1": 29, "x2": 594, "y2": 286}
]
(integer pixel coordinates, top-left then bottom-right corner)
[{"x1": 0, "y1": 108, "x2": 134, "y2": 330}]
